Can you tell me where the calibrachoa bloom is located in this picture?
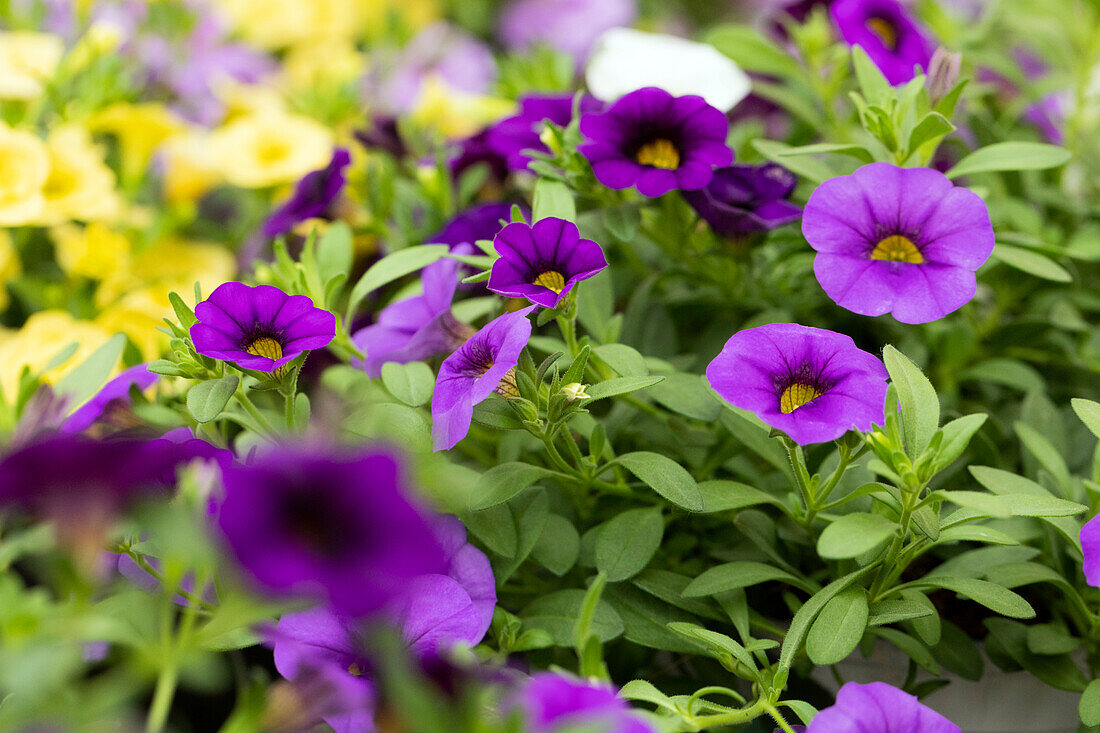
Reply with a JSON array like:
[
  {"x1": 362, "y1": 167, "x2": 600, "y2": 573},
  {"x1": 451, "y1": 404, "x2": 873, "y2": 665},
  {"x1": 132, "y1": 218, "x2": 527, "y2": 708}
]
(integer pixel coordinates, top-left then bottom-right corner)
[
  {"x1": 498, "y1": 0, "x2": 635, "y2": 65},
  {"x1": 191, "y1": 282, "x2": 336, "y2": 372},
  {"x1": 486, "y1": 93, "x2": 602, "y2": 171},
  {"x1": 683, "y1": 163, "x2": 802, "y2": 236},
  {"x1": 488, "y1": 218, "x2": 608, "y2": 308},
  {"x1": 62, "y1": 363, "x2": 157, "y2": 434},
  {"x1": 432, "y1": 202, "x2": 517, "y2": 250},
  {"x1": 579, "y1": 87, "x2": 732, "y2": 197},
  {"x1": 1082, "y1": 514, "x2": 1100, "y2": 586},
  {"x1": 831, "y1": 0, "x2": 934, "y2": 85},
  {"x1": 432, "y1": 306, "x2": 535, "y2": 451},
  {"x1": 262, "y1": 147, "x2": 351, "y2": 238},
  {"x1": 216, "y1": 446, "x2": 446, "y2": 618},
  {"x1": 706, "y1": 323, "x2": 888, "y2": 445},
  {"x1": 514, "y1": 673, "x2": 656, "y2": 733},
  {"x1": 802, "y1": 163, "x2": 994, "y2": 324},
  {"x1": 808, "y1": 682, "x2": 959, "y2": 733}
]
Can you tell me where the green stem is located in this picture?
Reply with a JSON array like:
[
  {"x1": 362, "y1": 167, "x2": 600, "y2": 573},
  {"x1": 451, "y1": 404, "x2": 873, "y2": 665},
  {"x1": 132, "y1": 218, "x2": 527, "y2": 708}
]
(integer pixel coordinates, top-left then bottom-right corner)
[
  {"x1": 146, "y1": 664, "x2": 178, "y2": 733},
  {"x1": 234, "y1": 389, "x2": 277, "y2": 438},
  {"x1": 763, "y1": 703, "x2": 798, "y2": 733},
  {"x1": 783, "y1": 440, "x2": 816, "y2": 522},
  {"x1": 557, "y1": 314, "x2": 579, "y2": 356},
  {"x1": 688, "y1": 698, "x2": 766, "y2": 729}
]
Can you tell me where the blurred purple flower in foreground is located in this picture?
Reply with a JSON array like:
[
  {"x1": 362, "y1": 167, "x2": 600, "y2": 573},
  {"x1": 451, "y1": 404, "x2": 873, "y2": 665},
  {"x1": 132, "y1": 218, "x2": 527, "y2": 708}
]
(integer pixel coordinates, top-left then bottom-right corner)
[
  {"x1": 514, "y1": 672, "x2": 656, "y2": 733},
  {"x1": 498, "y1": 0, "x2": 636, "y2": 65},
  {"x1": 808, "y1": 681, "x2": 959, "y2": 732}
]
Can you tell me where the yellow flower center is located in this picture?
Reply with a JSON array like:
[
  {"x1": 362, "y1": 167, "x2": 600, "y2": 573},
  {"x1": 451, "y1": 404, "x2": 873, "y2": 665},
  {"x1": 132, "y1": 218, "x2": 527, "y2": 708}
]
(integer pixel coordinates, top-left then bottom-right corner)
[
  {"x1": 348, "y1": 663, "x2": 363, "y2": 677},
  {"x1": 533, "y1": 270, "x2": 566, "y2": 293},
  {"x1": 635, "y1": 139, "x2": 680, "y2": 170},
  {"x1": 871, "y1": 234, "x2": 923, "y2": 264},
  {"x1": 256, "y1": 139, "x2": 291, "y2": 164},
  {"x1": 867, "y1": 17, "x2": 898, "y2": 50},
  {"x1": 779, "y1": 383, "x2": 823, "y2": 414},
  {"x1": 246, "y1": 337, "x2": 284, "y2": 361}
]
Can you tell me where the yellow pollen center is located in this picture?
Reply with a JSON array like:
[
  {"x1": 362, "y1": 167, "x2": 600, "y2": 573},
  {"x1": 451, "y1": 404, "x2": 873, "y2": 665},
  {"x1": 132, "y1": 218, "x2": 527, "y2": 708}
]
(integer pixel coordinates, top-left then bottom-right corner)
[
  {"x1": 871, "y1": 234, "x2": 923, "y2": 264},
  {"x1": 246, "y1": 337, "x2": 284, "y2": 361},
  {"x1": 533, "y1": 270, "x2": 566, "y2": 293},
  {"x1": 780, "y1": 383, "x2": 823, "y2": 414},
  {"x1": 635, "y1": 139, "x2": 680, "y2": 170},
  {"x1": 348, "y1": 663, "x2": 363, "y2": 676},
  {"x1": 867, "y1": 17, "x2": 898, "y2": 50}
]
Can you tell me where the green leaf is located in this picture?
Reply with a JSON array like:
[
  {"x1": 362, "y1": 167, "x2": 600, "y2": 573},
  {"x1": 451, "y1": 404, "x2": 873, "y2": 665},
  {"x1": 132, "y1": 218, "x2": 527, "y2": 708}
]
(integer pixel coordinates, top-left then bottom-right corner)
[
  {"x1": 186, "y1": 375, "x2": 239, "y2": 423},
  {"x1": 994, "y1": 244, "x2": 1072, "y2": 282},
  {"x1": 54, "y1": 334, "x2": 127, "y2": 407},
  {"x1": 816, "y1": 513, "x2": 896, "y2": 559},
  {"x1": 667, "y1": 622, "x2": 756, "y2": 672},
  {"x1": 1080, "y1": 679, "x2": 1100, "y2": 726},
  {"x1": 938, "y1": 491, "x2": 1084, "y2": 518},
  {"x1": 468, "y1": 463, "x2": 555, "y2": 511},
  {"x1": 931, "y1": 620, "x2": 983, "y2": 680},
  {"x1": 909, "y1": 577, "x2": 1034, "y2": 619},
  {"x1": 867, "y1": 599, "x2": 935, "y2": 626},
  {"x1": 985, "y1": 618, "x2": 1087, "y2": 692},
  {"x1": 779, "y1": 568, "x2": 870, "y2": 669},
  {"x1": 806, "y1": 587, "x2": 868, "y2": 665},
  {"x1": 882, "y1": 345, "x2": 940, "y2": 455},
  {"x1": 906, "y1": 112, "x2": 955, "y2": 157},
  {"x1": 647, "y1": 373, "x2": 721, "y2": 421},
  {"x1": 704, "y1": 24, "x2": 802, "y2": 77},
  {"x1": 1027, "y1": 623, "x2": 1079, "y2": 656},
  {"x1": 463, "y1": 504, "x2": 517, "y2": 557},
  {"x1": 696, "y1": 480, "x2": 784, "y2": 513},
  {"x1": 168, "y1": 291, "x2": 197, "y2": 328},
  {"x1": 752, "y1": 139, "x2": 834, "y2": 183},
  {"x1": 870, "y1": 627, "x2": 939, "y2": 674},
  {"x1": 532, "y1": 178, "x2": 575, "y2": 222},
  {"x1": 315, "y1": 221, "x2": 353, "y2": 284},
  {"x1": 603, "y1": 207, "x2": 639, "y2": 243},
  {"x1": 613, "y1": 452, "x2": 704, "y2": 511},
  {"x1": 851, "y1": 45, "x2": 892, "y2": 104},
  {"x1": 347, "y1": 244, "x2": 449, "y2": 316},
  {"x1": 934, "y1": 413, "x2": 987, "y2": 469},
  {"x1": 596, "y1": 508, "x2": 664, "y2": 582},
  {"x1": 619, "y1": 680, "x2": 679, "y2": 714},
  {"x1": 1072, "y1": 398, "x2": 1100, "y2": 439},
  {"x1": 776, "y1": 142, "x2": 875, "y2": 164},
  {"x1": 380, "y1": 361, "x2": 435, "y2": 407},
  {"x1": 684, "y1": 561, "x2": 809, "y2": 597},
  {"x1": 531, "y1": 514, "x2": 580, "y2": 576},
  {"x1": 946, "y1": 142, "x2": 1071, "y2": 178},
  {"x1": 582, "y1": 375, "x2": 664, "y2": 402},
  {"x1": 522, "y1": 589, "x2": 623, "y2": 646}
]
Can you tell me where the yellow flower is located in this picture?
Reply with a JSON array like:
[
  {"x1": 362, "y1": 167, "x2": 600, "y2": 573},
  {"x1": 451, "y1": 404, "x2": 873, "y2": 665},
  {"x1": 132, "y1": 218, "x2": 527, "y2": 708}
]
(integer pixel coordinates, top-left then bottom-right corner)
[
  {"x1": 51, "y1": 223, "x2": 131, "y2": 281},
  {"x1": 96, "y1": 238, "x2": 235, "y2": 310},
  {"x1": 89, "y1": 103, "x2": 187, "y2": 185},
  {"x1": 160, "y1": 131, "x2": 224, "y2": 204},
  {"x1": 209, "y1": 111, "x2": 333, "y2": 189},
  {"x1": 0, "y1": 231, "x2": 21, "y2": 312},
  {"x1": 35, "y1": 124, "x2": 121, "y2": 225},
  {"x1": 362, "y1": 0, "x2": 438, "y2": 39},
  {"x1": 0, "y1": 31, "x2": 64, "y2": 100},
  {"x1": 95, "y1": 288, "x2": 170, "y2": 361},
  {"x1": 0, "y1": 310, "x2": 113, "y2": 402},
  {"x1": 409, "y1": 76, "x2": 515, "y2": 140},
  {"x1": 217, "y1": 0, "x2": 364, "y2": 49},
  {"x1": 283, "y1": 40, "x2": 365, "y2": 89},
  {"x1": 0, "y1": 124, "x2": 49, "y2": 225}
]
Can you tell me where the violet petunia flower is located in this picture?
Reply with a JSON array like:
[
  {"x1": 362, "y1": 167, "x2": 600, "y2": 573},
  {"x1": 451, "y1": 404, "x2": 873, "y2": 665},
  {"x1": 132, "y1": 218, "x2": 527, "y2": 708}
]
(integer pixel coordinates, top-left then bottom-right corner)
[
  {"x1": 351, "y1": 257, "x2": 473, "y2": 378},
  {"x1": 682, "y1": 163, "x2": 802, "y2": 236},
  {"x1": 488, "y1": 218, "x2": 608, "y2": 308},
  {"x1": 432, "y1": 202, "x2": 517, "y2": 250},
  {"x1": 354, "y1": 116, "x2": 408, "y2": 159},
  {"x1": 498, "y1": 0, "x2": 636, "y2": 65},
  {"x1": 191, "y1": 282, "x2": 336, "y2": 372},
  {"x1": 578, "y1": 87, "x2": 733, "y2": 197},
  {"x1": 831, "y1": 0, "x2": 934, "y2": 86},
  {"x1": 216, "y1": 445, "x2": 446, "y2": 618},
  {"x1": 706, "y1": 323, "x2": 888, "y2": 445},
  {"x1": 450, "y1": 127, "x2": 511, "y2": 184},
  {"x1": 808, "y1": 682, "x2": 959, "y2": 733},
  {"x1": 802, "y1": 163, "x2": 994, "y2": 324},
  {"x1": 62, "y1": 364, "x2": 158, "y2": 434},
  {"x1": 487, "y1": 93, "x2": 603, "y2": 172},
  {"x1": 514, "y1": 673, "x2": 656, "y2": 733},
  {"x1": 432, "y1": 306, "x2": 535, "y2": 451},
  {"x1": 262, "y1": 148, "x2": 352, "y2": 238},
  {"x1": 1082, "y1": 514, "x2": 1100, "y2": 587}
]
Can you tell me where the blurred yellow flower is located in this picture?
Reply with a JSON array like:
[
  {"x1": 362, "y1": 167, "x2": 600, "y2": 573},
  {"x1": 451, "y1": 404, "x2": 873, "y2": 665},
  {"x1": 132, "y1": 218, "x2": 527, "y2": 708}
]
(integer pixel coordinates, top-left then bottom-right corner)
[
  {"x1": 0, "y1": 124, "x2": 49, "y2": 225},
  {"x1": 160, "y1": 131, "x2": 224, "y2": 204},
  {"x1": 283, "y1": 40, "x2": 365, "y2": 89},
  {"x1": 209, "y1": 110, "x2": 333, "y2": 188},
  {"x1": 90, "y1": 103, "x2": 186, "y2": 186},
  {"x1": 0, "y1": 231, "x2": 21, "y2": 312},
  {"x1": 362, "y1": 0, "x2": 438, "y2": 38},
  {"x1": 35, "y1": 124, "x2": 121, "y2": 225},
  {"x1": 217, "y1": 0, "x2": 364, "y2": 49},
  {"x1": 409, "y1": 76, "x2": 515, "y2": 140},
  {"x1": 96, "y1": 238, "x2": 235, "y2": 310},
  {"x1": 51, "y1": 223, "x2": 131, "y2": 281},
  {"x1": 96, "y1": 288, "x2": 170, "y2": 361},
  {"x1": 0, "y1": 310, "x2": 113, "y2": 402},
  {"x1": 0, "y1": 31, "x2": 64, "y2": 100}
]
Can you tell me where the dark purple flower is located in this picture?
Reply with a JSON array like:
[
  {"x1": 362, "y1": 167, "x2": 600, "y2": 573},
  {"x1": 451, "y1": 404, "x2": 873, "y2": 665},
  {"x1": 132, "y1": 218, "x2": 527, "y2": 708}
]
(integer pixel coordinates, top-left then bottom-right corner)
[
  {"x1": 831, "y1": 0, "x2": 934, "y2": 85},
  {"x1": 191, "y1": 282, "x2": 336, "y2": 372},
  {"x1": 216, "y1": 445, "x2": 446, "y2": 618},
  {"x1": 354, "y1": 116, "x2": 408, "y2": 159},
  {"x1": 262, "y1": 148, "x2": 352, "y2": 238},
  {"x1": 706, "y1": 323, "x2": 888, "y2": 445},
  {"x1": 432, "y1": 202, "x2": 517, "y2": 249},
  {"x1": 578, "y1": 87, "x2": 732, "y2": 197},
  {"x1": 802, "y1": 163, "x2": 994, "y2": 324},
  {"x1": 450, "y1": 128, "x2": 511, "y2": 184},
  {"x1": 488, "y1": 218, "x2": 608, "y2": 308},
  {"x1": 351, "y1": 257, "x2": 474, "y2": 378},
  {"x1": 683, "y1": 163, "x2": 802, "y2": 236},
  {"x1": 432, "y1": 306, "x2": 535, "y2": 451},
  {"x1": 514, "y1": 673, "x2": 656, "y2": 733},
  {"x1": 498, "y1": 0, "x2": 636, "y2": 65},
  {"x1": 1083, "y1": 514, "x2": 1100, "y2": 587},
  {"x1": 808, "y1": 682, "x2": 959, "y2": 732},
  {"x1": 486, "y1": 93, "x2": 603, "y2": 171},
  {"x1": 61, "y1": 364, "x2": 158, "y2": 434}
]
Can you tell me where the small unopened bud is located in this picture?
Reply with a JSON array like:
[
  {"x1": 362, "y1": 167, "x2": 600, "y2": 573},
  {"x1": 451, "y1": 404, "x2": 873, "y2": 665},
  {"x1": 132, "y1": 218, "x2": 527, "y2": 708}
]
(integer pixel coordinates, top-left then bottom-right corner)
[
  {"x1": 560, "y1": 382, "x2": 590, "y2": 401},
  {"x1": 539, "y1": 124, "x2": 560, "y2": 156},
  {"x1": 927, "y1": 47, "x2": 962, "y2": 106}
]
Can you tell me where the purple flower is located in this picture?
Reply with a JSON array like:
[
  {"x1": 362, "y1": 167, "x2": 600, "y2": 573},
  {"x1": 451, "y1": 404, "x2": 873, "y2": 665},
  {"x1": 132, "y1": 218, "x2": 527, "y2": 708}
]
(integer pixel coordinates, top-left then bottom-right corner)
[
  {"x1": 831, "y1": 0, "x2": 934, "y2": 85},
  {"x1": 1083, "y1": 514, "x2": 1100, "y2": 587},
  {"x1": 262, "y1": 148, "x2": 352, "y2": 238},
  {"x1": 432, "y1": 202, "x2": 517, "y2": 249},
  {"x1": 683, "y1": 163, "x2": 802, "y2": 236},
  {"x1": 514, "y1": 673, "x2": 656, "y2": 733},
  {"x1": 61, "y1": 364, "x2": 158, "y2": 434},
  {"x1": 216, "y1": 445, "x2": 446, "y2": 618},
  {"x1": 802, "y1": 163, "x2": 994, "y2": 324},
  {"x1": 578, "y1": 87, "x2": 732, "y2": 197},
  {"x1": 706, "y1": 323, "x2": 888, "y2": 445},
  {"x1": 808, "y1": 682, "x2": 959, "y2": 732},
  {"x1": 432, "y1": 306, "x2": 535, "y2": 451},
  {"x1": 498, "y1": 0, "x2": 636, "y2": 65},
  {"x1": 488, "y1": 218, "x2": 608, "y2": 308},
  {"x1": 487, "y1": 93, "x2": 603, "y2": 171},
  {"x1": 354, "y1": 116, "x2": 408, "y2": 159},
  {"x1": 351, "y1": 257, "x2": 473, "y2": 378},
  {"x1": 191, "y1": 282, "x2": 336, "y2": 372},
  {"x1": 450, "y1": 127, "x2": 511, "y2": 183}
]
